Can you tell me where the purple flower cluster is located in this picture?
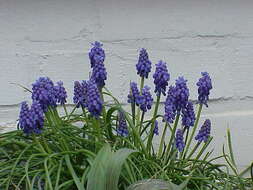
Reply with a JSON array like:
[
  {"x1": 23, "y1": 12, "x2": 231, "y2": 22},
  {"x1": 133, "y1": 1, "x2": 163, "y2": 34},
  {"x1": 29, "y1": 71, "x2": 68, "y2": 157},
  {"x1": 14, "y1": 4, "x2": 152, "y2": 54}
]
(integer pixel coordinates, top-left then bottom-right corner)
[
  {"x1": 32, "y1": 77, "x2": 57, "y2": 111},
  {"x1": 55, "y1": 81, "x2": 67, "y2": 105},
  {"x1": 197, "y1": 72, "x2": 212, "y2": 107},
  {"x1": 89, "y1": 41, "x2": 105, "y2": 68},
  {"x1": 127, "y1": 82, "x2": 142, "y2": 105},
  {"x1": 195, "y1": 119, "x2": 211, "y2": 143},
  {"x1": 164, "y1": 86, "x2": 177, "y2": 123},
  {"x1": 153, "y1": 60, "x2": 170, "y2": 96},
  {"x1": 164, "y1": 77, "x2": 189, "y2": 123},
  {"x1": 139, "y1": 86, "x2": 153, "y2": 112},
  {"x1": 73, "y1": 79, "x2": 103, "y2": 117},
  {"x1": 86, "y1": 80, "x2": 103, "y2": 118},
  {"x1": 91, "y1": 62, "x2": 107, "y2": 88},
  {"x1": 182, "y1": 101, "x2": 196, "y2": 127},
  {"x1": 153, "y1": 120, "x2": 159, "y2": 135},
  {"x1": 89, "y1": 42, "x2": 107, "y2": 88},
  {"x1": 73, "y1": 81, "x2": 87, "y2": 108},
  {"x1": 19, "y1": 101, "x2": 44, "y2": 135},
  {"x1": 172, "y1": 77, "x2": 189, "y2": 112},
  {"x1": 175, "y1": 129, "x2": 185, "y2": 152},
  {"x1": 32, "y1": 77, "x2": 67, "y2": 111},
  {"x1": 117, "y1": 112, "x2": 128, "y2": 137},
  {"x1": 136, "y1": 48, "x2": 152, "y2": 78}
]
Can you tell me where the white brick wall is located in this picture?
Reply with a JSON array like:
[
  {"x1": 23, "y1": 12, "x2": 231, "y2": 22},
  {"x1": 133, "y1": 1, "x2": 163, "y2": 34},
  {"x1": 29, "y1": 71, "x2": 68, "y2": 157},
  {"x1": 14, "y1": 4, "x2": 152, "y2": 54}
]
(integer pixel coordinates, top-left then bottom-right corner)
[{"x1": 1, "y1": 0, "x2": 253, "y2": 168}]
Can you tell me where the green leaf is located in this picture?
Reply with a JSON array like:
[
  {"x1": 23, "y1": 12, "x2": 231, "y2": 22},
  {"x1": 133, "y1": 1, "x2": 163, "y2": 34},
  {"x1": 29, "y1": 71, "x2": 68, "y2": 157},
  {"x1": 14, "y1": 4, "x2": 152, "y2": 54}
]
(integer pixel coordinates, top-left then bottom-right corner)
[
  {"x1": 87, "y1": 144, "x2": 112, "y2": 190},
  {"x1": 65, "y1": 155, "x2": 85, "y2": 190},
  {"x1": 106, "y1": 148, "x2": 137, "y2": 190}
]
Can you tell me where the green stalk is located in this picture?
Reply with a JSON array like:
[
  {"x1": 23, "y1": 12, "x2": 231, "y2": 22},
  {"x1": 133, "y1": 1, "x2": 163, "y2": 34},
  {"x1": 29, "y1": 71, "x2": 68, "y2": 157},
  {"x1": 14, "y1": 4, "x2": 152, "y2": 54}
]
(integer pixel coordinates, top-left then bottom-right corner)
[
  {"x1": 136, "y1": 77, "x2": 145, "y2": 129},
  {"x1": 139, "y1": 111, "x2": 145, "y2": 134},
  {"x1": 183, "y1": 104, "x2": 203, "y2": 158},
  {"x1": 146, "y1": 93, "x2": 161, "y2": 154},
  {"x1": 131, "y1": 102, "x2": 136, "y2": 126},
  {"x1": 32, "y1": 135, "x2": 47, "y2": 154},
  {"x1": 186, "y1": 142, "x2": 200, "y2": 160},
  {"x1": 164, "y1": 113, "x2": 180, "y2": 161},
  {"x1": 158, "y1": 122, "x2": 168, "y2": 157},
  {"x1": 63, "y1": 104, "x2": 69, "y2": 118}
]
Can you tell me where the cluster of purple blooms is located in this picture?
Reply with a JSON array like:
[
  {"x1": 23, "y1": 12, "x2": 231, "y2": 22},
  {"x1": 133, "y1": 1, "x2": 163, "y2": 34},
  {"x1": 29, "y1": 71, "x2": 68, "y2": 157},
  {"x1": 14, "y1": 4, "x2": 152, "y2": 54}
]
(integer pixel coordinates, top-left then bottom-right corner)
[
  {"x1": 182, "y1": 101, "x2": 196, "y2": 128},
  {"x1": 136, "y1": 48, "x2": 152, "y2": 79},
  {"x1": 19, "y1": 101, "x2": 44, "y2": 134},
  {"x1": 128, "y1": 82, "x2": 142, "y2": 105},
  {"x1": 73, "y1": 79, "x2": 103, "y2": 118},
  {"x1": 197, "y1": 72, "x2": 212, "y2": 107},
  {"x1": 195, "y1": 119, "x2": 211, "y2": 142},
  {"x1": 139, "y1": 86, "x2": 153, "y2": 112},
  {"x1": 117, "y1": 112, "x2": 129, "y2": 137},
  {"x1": 19, "y1": 42, "x2": 213, "y2": 149},
  {"x1": 89, "y1": 41, "x2": 107, "y2": 88},
  {"x1": 175, "y1": 129, "x2": 185, "y2": 152},
  {"x1": 19, "y1": 77, "x2": 67, "y2": 134},
  {"x1": 153, "y1": 60, "x2": 170, "y2": 96}
]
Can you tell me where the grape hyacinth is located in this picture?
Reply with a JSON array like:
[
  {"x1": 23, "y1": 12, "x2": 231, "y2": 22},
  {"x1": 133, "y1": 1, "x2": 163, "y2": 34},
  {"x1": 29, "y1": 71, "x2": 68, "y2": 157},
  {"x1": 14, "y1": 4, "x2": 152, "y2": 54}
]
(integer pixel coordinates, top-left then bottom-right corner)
[
  {"x1": 127, "y1": 82, "x2": 142, "y2": 105},
  {"x1": 175, "y1": 129, "x2": 185, "y2": 152},
  {"x1": 86, "y1": 80, "x2": 103, "y2": 117},
  {"x1": 173, "y1": 77, "x2": 189, "y2": 112},
  {"x1": 55, "y1": 81, "x2": 67, "y2": 105},
  {"x1": 139, "y1": 85, "x2": 153, "y2": 112},
  {"x1": 195, "y1": 119, "x2": 211, "y2": 143},
  {"x1": 32, "y1": 77, "x2": 57, "y2": 111},
  {"x1": 136, "y1": 48, "x2": 152, "y2": 78},
  {"x1": 91, "y1": 62, "x2": 107, "y2": 88},
  {"x1": 19, "y1": 101, "x2": 44, "y2": 135},
  {"x1": 164, "y1": 86, "x2": 177, "y2": 123},
  {"x1": 73, "y1": 81, "x2": 87, "y2": 108},
  {"x1": 197, "y1": 72, "x2": 212, "y2": 107},
  {"x1": 182, "y1": 101, "x2": 196, "y2": 127},
  {"x1": 89, "y1": 41, "x2": 105, "y2": 68},
  {"x1": 117, "y1": 112, "x2": 128, "y2": 137},
  {"x1": 153, "y1": 60, "x2": 170, "y2": 96},
  {"x1": 153, "y1": 120, "x2": 159, "y2": 135}
]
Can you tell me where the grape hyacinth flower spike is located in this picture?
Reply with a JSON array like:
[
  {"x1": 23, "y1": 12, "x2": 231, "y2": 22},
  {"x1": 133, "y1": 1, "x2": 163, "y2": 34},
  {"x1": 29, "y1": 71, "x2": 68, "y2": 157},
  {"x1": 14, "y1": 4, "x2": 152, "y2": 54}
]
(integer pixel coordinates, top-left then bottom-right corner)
[
  {"x1": 32, "y1": 77, "x2": 57, "y2": 111},
  {"x1": 164, "y1": 86, "x2": 176, "y2": 123},
  {"x1": 127, "y1": 82, "x2": 142, "y2": 105},
  {"x1": 173, "y1": 77, "x2": 189, "y2": 112},
  {"x1": 176, "y1": 129, "x2": 185, "y2": 152},
  {"x1": 73, "y1": 81, "x2": 87, "y2": 108},
  {"x1": 117, "y1": 111, "x2": 128, "y2": 137},
  {"x1": 89, "y1": 42, "x2": 107, "y2": 88},
  {"x1": 91, "y1": 61, "x2": 107, "y2": 88},
  {"x1": 139, "y1": 85, "x2": 153, "y2": 112},
  {"x1": 136, "y1": 48, "x2": 152, "y2": 79},
  {"x1": 195, "y1": 119, "x2": 211, "y2": 143},
  {"x1": 19, "y1": 101, "x2": 44, "y2": 135},
  {"x1": 182, "y1": 101, "x2": 196, "y2": 128},
  {"x1": 197, "y1": 72, "x2": 212, "y2": 107},
  {"x1": 89, "y1": 41, "x2": 105, "y2": 67},
  {"x1": 55, "y1": 81, "x2": 67, "y2": 105},
  {"x1": 86, "y1": 79, "x2": 103, "y2": 118},
  {"x1": 164, "y1": 77, "x2": 189, "y2": 123},
  {"x1": 153, "y1": 60, "x2": 170, "y2": 96}
]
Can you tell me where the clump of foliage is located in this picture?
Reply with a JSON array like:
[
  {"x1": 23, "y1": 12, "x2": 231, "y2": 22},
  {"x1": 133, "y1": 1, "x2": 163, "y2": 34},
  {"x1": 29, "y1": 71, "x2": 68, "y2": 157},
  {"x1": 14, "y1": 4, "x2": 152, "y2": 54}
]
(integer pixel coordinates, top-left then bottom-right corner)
[{"x1": 0, "y1": 42, "x2": 252, "y2": 190}]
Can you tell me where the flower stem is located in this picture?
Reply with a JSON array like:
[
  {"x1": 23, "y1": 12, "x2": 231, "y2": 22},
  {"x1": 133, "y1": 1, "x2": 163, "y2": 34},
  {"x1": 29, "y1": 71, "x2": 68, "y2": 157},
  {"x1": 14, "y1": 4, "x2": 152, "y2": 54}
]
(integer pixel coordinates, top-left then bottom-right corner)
[
  {"x1": 158, "y1": 122, "x2": 168, "y2": 157},
  {"x1": 136, "y1": 77, "x2": 145, "y2": 128},
  {"x1": 146, "y1": 93, "x2": 161, "y2": 155},
  {"x1": 63, "y1": 104, "x2": 69, "y2": 118},
  {"x1": 164, "y1": 113, "x2": 180, "y2": 162},
  {"x1": 183, "y1": 104, "x2": 203, "y2": 158},
  {"x1": 139, "y1": 111, "x2": 145, "y2": 134}
]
